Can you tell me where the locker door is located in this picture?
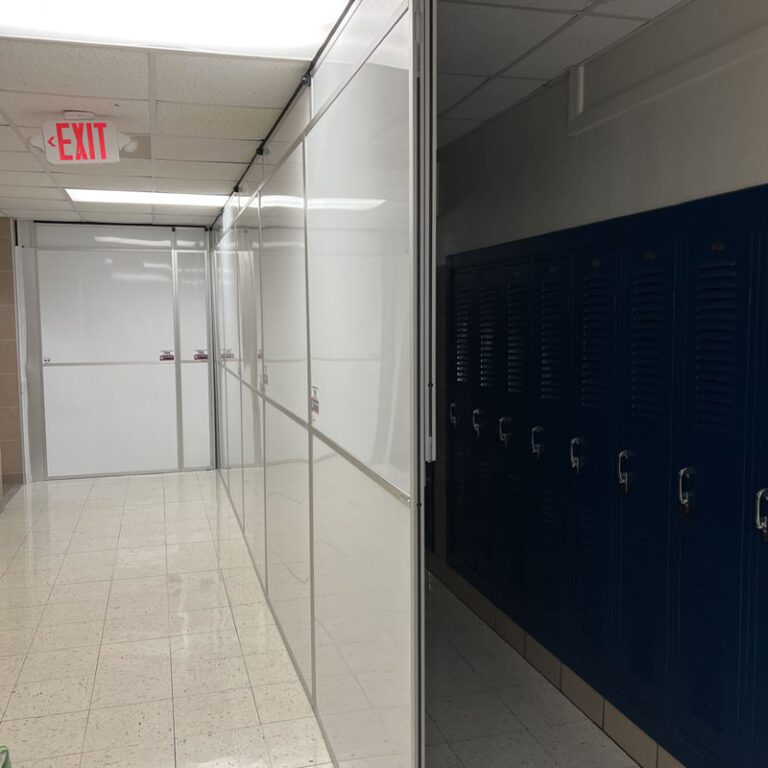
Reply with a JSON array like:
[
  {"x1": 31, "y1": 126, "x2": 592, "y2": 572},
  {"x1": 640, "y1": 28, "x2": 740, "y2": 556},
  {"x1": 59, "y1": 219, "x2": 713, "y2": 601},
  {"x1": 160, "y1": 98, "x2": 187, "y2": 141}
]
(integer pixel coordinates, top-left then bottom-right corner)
[
  {"x1": 447, "y1": 269, "x2": 477, "y2": 580},
  {"x1": 470, "y1": 267, "x2": 504, "y2": 593},
  {"x1": 672, "y1": 229, "x2": 753, "y2": 767},
  {"x1": 615, "y1": 239, "x2": 677, "y2": 723},
  {"x1": 525, "y1": 254, "x2": 572, "y2": 645},
  {"x1": 495, "y1": 259, "x2": 532, "y2": 619},
  {"x1": 568, "y1": 248, "x2": 620, "y2": 677}
]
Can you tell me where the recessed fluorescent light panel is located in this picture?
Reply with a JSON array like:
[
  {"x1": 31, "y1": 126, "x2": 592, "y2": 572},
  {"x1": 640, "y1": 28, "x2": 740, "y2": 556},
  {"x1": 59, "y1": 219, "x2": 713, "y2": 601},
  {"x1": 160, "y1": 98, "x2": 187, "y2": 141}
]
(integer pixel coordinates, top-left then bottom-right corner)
[
  {"x1": 0, "y1": 0, "x2": 349, "y2": 58},
  {"x1": 66, "y1": 189, "x2": 229, "y2": 207}
]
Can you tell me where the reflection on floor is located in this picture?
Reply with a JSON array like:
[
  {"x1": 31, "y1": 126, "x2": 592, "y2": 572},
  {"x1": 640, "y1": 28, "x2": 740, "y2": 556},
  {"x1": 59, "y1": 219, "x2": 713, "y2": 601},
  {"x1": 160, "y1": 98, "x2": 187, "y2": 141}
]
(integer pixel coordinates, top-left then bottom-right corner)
[
  {"x1": 0, "y1": 471, "x2": 330, "y2": 768},
  {"x1": 425, "y1": 576, "x2": 639, "y2": 768}
]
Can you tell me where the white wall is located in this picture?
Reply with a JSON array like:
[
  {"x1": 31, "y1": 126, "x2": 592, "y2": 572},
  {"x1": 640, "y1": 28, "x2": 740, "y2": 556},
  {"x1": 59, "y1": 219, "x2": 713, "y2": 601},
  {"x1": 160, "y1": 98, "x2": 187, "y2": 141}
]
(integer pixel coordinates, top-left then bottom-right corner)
[{"x1": 438, "y1": 0, "x2": 768, "y2": 259}]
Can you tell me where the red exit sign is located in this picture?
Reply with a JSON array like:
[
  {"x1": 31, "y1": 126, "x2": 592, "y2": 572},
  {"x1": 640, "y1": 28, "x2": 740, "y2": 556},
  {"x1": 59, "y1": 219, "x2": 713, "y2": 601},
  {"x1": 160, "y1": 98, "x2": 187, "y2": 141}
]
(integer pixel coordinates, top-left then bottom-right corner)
[{"x1": 43, "y1": 120, "x2": 119, "y2": 165}]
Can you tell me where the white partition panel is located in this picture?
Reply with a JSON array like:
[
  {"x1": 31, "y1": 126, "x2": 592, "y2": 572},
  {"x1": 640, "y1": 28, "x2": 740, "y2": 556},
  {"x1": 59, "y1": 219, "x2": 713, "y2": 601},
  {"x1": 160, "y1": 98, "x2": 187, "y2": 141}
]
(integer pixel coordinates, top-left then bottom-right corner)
[
  {"x1": 313, "y1": 439, "x2": 413, "y2": 765},
  {"x1": 44, "y1": 364, "x2": 178, "y2": 477},
  {"x1": 177, "y1": 250, "x2": 209, "y2": 360},
  {"x1": 242, "y1": 383, "x2": 266, "y2": 582},
  {"x1": 261, "y1": 147, "x2": 309, "y2": 421},
  {"x1": 265, "y1": 402, "x2": 312, "y2": 691},
  {"x1": 306, "y1": 15, "x2": 412, "y2": 492},
  {"x1": 38, "y1": 249, "x2": 174, "y2": 364},
  {"x1": 225, "y1": 369, "x2": 244, "y2": 524},
  {"x1": 181, "y1": 363, "x2": 211, "y2": 469}
]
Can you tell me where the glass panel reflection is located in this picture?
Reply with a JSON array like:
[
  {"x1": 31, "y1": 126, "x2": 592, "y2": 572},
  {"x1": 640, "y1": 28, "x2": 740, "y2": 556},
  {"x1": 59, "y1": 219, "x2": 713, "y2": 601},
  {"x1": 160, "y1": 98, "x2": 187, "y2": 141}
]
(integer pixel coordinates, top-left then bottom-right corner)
[
  {"x1": 242, "y1": 383, "x2": 266, "y2": 582},
  {"x1": 265, "y1": 403, "x2": 312, "y2": 689}
]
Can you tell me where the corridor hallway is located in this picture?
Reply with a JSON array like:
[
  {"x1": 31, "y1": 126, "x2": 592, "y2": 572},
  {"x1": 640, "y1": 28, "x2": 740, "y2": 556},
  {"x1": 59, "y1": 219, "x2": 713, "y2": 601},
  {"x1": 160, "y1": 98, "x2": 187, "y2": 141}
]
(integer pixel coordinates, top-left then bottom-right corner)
[{"x1": 0, "y1": 472, "x2": 329, "y2": 768}]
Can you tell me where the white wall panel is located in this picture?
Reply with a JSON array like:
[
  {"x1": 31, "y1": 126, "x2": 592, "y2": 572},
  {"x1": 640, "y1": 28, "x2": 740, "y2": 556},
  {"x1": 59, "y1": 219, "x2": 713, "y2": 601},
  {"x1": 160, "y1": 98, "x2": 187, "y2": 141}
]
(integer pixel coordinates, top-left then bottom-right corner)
[
  {"x1": 306, "y1": 16, "x2": 412, "y2": 491},
  {"x1": 44, "y1": 364, "x2": 177, "y2": 477},
  {"x1": 181, "y1": 362, "x2": 211, "y2": 469},
  {"x1": 242, "y1": 383, "x2": 266, "y2": 582},
  {"x1": 177, "y1": 250, "x2": 209, "y2": 360}
]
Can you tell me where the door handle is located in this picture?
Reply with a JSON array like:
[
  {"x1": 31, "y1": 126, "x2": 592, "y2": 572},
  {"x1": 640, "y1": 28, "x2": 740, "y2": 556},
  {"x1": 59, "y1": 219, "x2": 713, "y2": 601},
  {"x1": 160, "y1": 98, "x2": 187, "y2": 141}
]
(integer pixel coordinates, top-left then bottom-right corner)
[
  {"x1": 449, "y1": 402, "x2": 458, "y2": 427},
  {"x1": 472, "y1": 409, "x2": 485, "y2": 437},
  {"x1": 570, "y1": 438, "x2": 584, "y2": 474},
  {"x1": 756, "y1": 488, "x2": 768, "y2": 539},
  {"x1": 618, "y1": 450, "x2": 631, "y2": 493},
  {"x1": 159, "y1": 350, "x2": 175, "y2": 361},
  {"x1": 193, "y1": 349, "x2": 209, "y2": 361},
  {"x1": 531, "y1": 426, "x2": 544, "y2": 459},
  {"x1": 499, "y1": 417, "x2": 513, "y2": 447},
  {"x1": 678, "y1": 467, "x2": 694, "y2": 514}
]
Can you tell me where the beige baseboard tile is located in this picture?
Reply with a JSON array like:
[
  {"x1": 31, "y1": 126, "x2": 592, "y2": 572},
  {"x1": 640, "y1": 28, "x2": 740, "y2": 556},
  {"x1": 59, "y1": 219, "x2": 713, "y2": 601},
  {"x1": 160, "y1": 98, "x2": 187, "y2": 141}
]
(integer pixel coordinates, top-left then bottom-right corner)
[
  {"x1": 524, "y1": 634, "x2": 561, "y2": 687},
  {"x1": 658, "y1": 746, "x2": 686, "y2": 768},
  {"x1": 561, "y1": 664, "x2": 604, "y2": 727},
  {"x1": 604, "y1": 702, "x2": 658, "y2": 768},
  {"x1": 494, "y1": 610, "x2": 525, "y2": 654}
]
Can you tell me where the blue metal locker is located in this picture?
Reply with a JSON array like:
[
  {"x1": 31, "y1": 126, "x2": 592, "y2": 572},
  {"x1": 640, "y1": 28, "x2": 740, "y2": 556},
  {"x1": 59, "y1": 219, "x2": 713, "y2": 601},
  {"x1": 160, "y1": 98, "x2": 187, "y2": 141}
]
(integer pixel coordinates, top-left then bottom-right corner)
[
  {"x1": 495, "y1": 259, "x2": 533, "y2": 619},
  {"x1": 525, "y1": 254, "x2": 572, "y2": 645},
  {"x1": 567, "y1": 247, "x2": 621, "y2": 679},
  {"x1": 671, "y1": 228, "x2": 753, "y2": 767},
  {"x1": 614, "y1": 238, "x2": 678, "y2": 727}
]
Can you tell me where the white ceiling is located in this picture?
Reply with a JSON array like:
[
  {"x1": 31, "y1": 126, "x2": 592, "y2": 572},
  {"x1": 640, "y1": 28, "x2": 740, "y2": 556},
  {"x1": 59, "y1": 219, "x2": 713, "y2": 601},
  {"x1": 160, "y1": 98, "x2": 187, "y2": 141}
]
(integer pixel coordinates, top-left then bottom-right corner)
[
  {"x1": 0, "y1": 38, "x2": 309, "y2": 225},
  {"x1": 438, "y1": 0, "x2": 691, "y2": 148}
]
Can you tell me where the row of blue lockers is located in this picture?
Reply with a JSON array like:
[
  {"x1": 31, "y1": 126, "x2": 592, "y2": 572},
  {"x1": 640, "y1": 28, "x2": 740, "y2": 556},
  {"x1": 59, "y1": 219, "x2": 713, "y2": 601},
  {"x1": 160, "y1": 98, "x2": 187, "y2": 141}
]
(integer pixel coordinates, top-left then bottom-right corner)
[{"x1": 445, "y1": 184, "x2": 768, "y2": 768}]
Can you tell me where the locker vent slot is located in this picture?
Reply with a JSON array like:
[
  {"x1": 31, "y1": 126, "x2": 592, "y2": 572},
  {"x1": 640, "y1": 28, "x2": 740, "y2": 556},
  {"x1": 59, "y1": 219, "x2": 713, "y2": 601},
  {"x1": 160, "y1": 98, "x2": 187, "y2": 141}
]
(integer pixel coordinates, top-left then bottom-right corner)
[
  {"x1": 694, "y1": 261, "x2": 737, "y2": 434},
  {"x1": 454, "y1": 287, "x2": 471, "y2": 385},
  {"x1": 579, "y1": 272, "x2": 611, "y2": 410},
  {"x1": 540, "y1": 277, "x2": 566, "y2": 401},
  {"x1": 506, "y1": 280, "x2": 526, "y2": 394},
  {"x1": 479, "y1": 286, "x2": 497, "y2": 389},
  {"x1": 630, "y1": 268, "x2": 665, "y2": 421}
]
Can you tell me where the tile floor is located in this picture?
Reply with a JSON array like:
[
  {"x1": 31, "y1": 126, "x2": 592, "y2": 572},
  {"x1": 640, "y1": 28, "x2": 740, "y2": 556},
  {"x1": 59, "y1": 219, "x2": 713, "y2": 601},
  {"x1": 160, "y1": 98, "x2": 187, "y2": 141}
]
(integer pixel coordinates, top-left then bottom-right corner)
[
  {"x1": 0, "y1": 471, "x2": 331, "y2": 768},
  {"x1": 425, "y1": 576, "x2": 640, "y2": 768}
]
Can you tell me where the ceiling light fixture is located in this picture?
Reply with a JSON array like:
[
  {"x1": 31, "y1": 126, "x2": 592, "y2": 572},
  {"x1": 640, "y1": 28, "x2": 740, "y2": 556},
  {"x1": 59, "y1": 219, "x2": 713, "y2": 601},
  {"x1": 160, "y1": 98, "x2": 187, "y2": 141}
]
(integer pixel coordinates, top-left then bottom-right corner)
[
  {"x1": 1, "y1": 0, "x2": 349, "y2": 58},
  {"x1": 65, "y1": 189, "x2": 229, "y2": 207}
]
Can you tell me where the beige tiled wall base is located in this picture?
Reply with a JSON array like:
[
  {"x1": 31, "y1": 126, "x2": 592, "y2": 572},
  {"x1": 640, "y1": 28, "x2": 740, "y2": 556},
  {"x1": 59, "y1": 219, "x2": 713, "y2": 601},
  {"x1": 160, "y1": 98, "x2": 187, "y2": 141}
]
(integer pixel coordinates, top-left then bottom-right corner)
[
  {"x1": 658, "y1": 747, "x2": 686, "y2": 768},
  {"x1": 561, "y1": 664, "x2": 604, "y2": 726},
  {"x1": 605, "y1": 702, "x2": 658, "y2": 768},
  {"x1": 425, "y1": 553, "x2": 689, "y2": 768}
]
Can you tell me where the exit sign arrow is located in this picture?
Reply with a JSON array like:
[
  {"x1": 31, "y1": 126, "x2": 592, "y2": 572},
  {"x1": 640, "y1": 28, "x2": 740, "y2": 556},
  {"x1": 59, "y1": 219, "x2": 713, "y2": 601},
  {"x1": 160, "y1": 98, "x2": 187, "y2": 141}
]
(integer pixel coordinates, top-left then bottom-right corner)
[{"x1": 42, "y1": 119, "x2": 119, "y2": 165}]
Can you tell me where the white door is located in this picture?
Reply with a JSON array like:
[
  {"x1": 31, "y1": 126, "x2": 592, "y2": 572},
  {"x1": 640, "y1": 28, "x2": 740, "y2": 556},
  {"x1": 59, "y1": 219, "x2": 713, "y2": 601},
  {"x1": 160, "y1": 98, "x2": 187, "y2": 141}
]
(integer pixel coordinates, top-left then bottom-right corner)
[{"x1": 36, "y1": 224, "x2": 212, "y2": 478}]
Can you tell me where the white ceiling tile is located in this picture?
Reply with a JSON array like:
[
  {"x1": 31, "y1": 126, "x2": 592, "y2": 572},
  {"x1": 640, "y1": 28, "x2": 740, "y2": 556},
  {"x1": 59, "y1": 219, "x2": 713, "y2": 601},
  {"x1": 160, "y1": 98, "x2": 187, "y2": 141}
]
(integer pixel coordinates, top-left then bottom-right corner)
[
  {"x1": 51, "y1": 175, "x2": 154, "y2": 191},
  {"x1": 0, "y1": 210, "x2": 81, "y2": 221},
  {"x1": 74, "y1": 202, "x2": 153, "y2": 213},
  {"x1": 438, "y1": 4, "x2": 572, "y2": 75},
  {"x1": 591, "y1": 0, "x2": 686, "y2": 18},
  {"x1": 437, "y1": 74, "x2": 486, "y2": 114},
  {"x1": 505, "y1": 15, "x2": 644, "y2": 79},
  {"x1": 156, "y1": 102, "x2": 280, "y2": 140},
  {"x1": 81, "y1": 213, "x2": 156, "y2": 224},
  {"x1": 0, "y1": 40, "x2": 148, "y2": 98},
  {"x1": 155, "y1": 53, "x2": 305, "y2": 108},
  {"x1": 48, "y1": 158, "x2": 152, "y2": 177},
  {"x1": 154, "y1": 214, "x2": 212, "y2": 226},
  {"x1": 153, "y1": 136, "x2": 257, "y2": 163},
  {"x1": 0, "y1": 92, "x2": 150, "y2": 132},
  {"x1": 0, "y1": 150, "x2": 41, "y2": 171},
  {"x1": 0, "y1": 171, "x2": 55, "y2": 187},
  {"x1": 0, "y1": 126, "x2": 27, "y2": 151},
  {"x1": 152, "y1": 178, "x2": 234, "y2": 195},
  {"x1": 152, "y1": 160, "x2": 246, "y2": 181},
  {"x1": 0, "y1": 197, "x2": 73, "y2": 211},
  {"x1": 0, "y1": 185, "x2": 64, "y2": 199},
  {"x1": 447, "y1": 0, "x2": 590, "y2": 7},
  {"x1": 437, "y1": 118, "x2": 483, "y2": 148},
  {"x1": 445, "y1": 77, "x2": 544, "y2": 119}
]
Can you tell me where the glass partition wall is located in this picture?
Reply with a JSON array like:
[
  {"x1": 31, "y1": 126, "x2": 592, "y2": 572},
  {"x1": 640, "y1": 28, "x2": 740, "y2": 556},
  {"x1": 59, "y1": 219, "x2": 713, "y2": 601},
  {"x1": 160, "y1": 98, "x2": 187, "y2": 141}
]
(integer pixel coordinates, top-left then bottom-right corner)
[{"x1": 211, "y1": 2, "x2": 421, "y2": 766}]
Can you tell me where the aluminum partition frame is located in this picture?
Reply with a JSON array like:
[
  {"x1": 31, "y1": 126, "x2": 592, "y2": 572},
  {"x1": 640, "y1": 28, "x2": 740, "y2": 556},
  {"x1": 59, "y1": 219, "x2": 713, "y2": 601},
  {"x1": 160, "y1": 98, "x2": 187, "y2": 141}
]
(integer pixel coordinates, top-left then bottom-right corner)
[{"x1": 18, "y1": 222, "x2": 214, "y2": 481}]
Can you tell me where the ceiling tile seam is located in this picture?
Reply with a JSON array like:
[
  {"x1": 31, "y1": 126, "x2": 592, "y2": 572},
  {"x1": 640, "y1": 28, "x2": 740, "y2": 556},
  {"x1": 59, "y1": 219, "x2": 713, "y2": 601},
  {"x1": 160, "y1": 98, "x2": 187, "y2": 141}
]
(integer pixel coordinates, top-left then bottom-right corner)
[
  {"x1": 148, "y1": 50, "x2": 157, "y2": 225},
  {"x1": 0, "y1": 87, "x2": 149, "y2": 104},
  {"x1": 437, "y1": 10, "x2": 582, "y2": 118},
  {"x1": 438, "y1": 0, "x2": 642, "y2": 120},
  {"x1": 0, "y1": 99, "x2": 78, "y2": 218},
  {"x1": 439, "y1": 0, "x2": 588, "y2": 16}
]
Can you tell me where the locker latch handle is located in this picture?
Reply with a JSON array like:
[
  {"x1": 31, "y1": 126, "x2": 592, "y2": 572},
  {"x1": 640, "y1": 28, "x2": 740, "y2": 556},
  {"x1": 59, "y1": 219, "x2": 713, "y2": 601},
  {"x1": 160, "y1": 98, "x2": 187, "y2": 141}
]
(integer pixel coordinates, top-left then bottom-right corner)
[
  {"x1": 449, "y1": 402, "x2": 458, "y2": 427},
  {"x1": 531, "y1": 426, "x2": 544, "y2": 459},
  {"x1": 678, "y1": 467, "x2": 695, "y2": 514},
  {"x1": 618, "y1": 450, "x2": 632, "y2": 493},
  {"x1": 472, "y1": 409, "x2": 485, "y2": 438},
  {"x1": 570, "y1": 438, "x2": 584, "y2": 474},
  {"x1": 755, "y1": 488, "x2": 768, "y2": 539},
  {"x1": 499, "y1": 417, "x2": 513, "y2": 447}
]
